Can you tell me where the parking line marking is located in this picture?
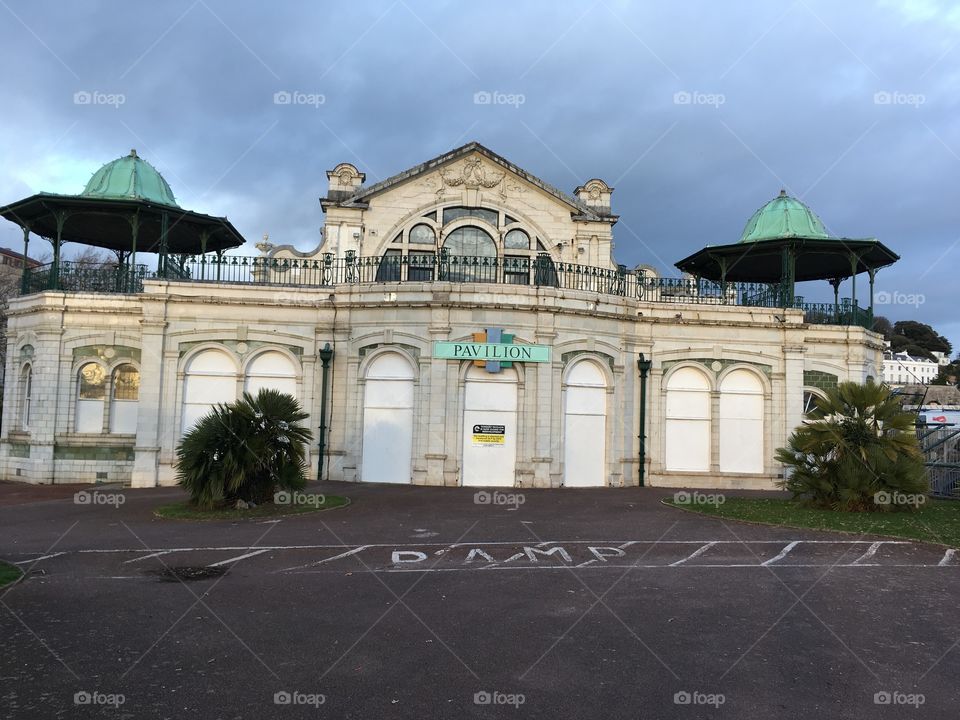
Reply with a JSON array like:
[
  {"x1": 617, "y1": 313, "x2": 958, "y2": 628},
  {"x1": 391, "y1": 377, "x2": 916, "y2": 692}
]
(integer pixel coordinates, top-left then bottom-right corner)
[
  {"x1": 762, "y1": 541, "x2": 800, "y2": 566},
  {"x1": 208, "y1": 549, "x2": 271, "y2": 567},
  {"x1": 850, "y1": 541, "x2": 884, "y2": 566},
  {"x1": 13, "y1": 552, "x2": 65, "y2": 564},
  {"x1": 669, "y1": 542, "x2": 718, "y2": 566},
  {"x1": 123, "y1": 550, "x2": 177, "y2": 564},
  {"x1": 278, "y1": 545, "x2": 373, "y2": 572}
]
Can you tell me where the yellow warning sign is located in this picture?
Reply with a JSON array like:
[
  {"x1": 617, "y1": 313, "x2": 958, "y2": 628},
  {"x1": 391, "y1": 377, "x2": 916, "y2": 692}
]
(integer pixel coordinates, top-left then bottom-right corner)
[{"x1": 472, "y1": 424, "x2": 505, "y2": 445}]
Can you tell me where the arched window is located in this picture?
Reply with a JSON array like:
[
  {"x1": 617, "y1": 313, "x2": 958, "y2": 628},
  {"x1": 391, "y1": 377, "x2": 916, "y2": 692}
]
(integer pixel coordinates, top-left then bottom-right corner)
[
  {"x1": 504, "y1": 229, "x2": 529, "y2": 250},
  {"x1": 563, "y1": 360, "x2": 607, "y2": 487},
  {"x1": 245, "y1": 351, "x2": 297, "y2": 398},
  {"x1": 719, "y1": 370, "x2": 764, "y2": 473},
  {"x1": 76, "y1": 362, "x2": 107, "y2": 433},
  {"x1": 409, "y1": 224, "x2": 435, "y2": 244},
  {"x1": 110, "y1": 364, "x2": 140, "y2": 434},
  {"x1": 361, "y1": 352, "x2": 415, "y2": 483},
  {"x1": 19, "y1": 365, "x2": 32, "y2": 431},
  {"x1": 182, "y1": 349, "x2": 237, "y2": 433},
  {"x1": 443, "y1": 226, "x2": 497, "y2": 283},
  {"x1": 665, "y1": 366, "x2": 711, "y2": 471}
]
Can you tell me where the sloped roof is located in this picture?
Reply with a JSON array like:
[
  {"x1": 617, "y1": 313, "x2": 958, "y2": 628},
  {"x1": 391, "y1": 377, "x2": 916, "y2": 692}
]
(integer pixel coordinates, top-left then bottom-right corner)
[{"x1": 322, "y1": 142, "x2": 615, "y2": 222}]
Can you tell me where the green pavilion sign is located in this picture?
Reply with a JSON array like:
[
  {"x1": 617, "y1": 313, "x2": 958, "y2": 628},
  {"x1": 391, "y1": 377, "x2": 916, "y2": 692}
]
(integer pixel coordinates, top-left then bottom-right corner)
[{"x1": 433, "y1": 341, "x2": 551, "y2": 363}]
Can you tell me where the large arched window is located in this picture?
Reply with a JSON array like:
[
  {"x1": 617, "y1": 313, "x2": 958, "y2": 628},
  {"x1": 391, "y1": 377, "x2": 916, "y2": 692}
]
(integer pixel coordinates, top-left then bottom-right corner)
[
  {"x1": 719, "y1": 370, "x2": 764, "y2": 473},
  {"x1": 665, "y1": 366, "x2": 711, "y2": 471},
  {"x1": 76, "y1": 362, "x2": 107, "y2": 433},
  {"x1": 563, "y1": 360, "x2": 607, "y2": 487},
  {"x1": 110, "y1": 364, "x2": 140, "y2": 434},
  {"x1": 182, "y1": 349, "x2": 237, "y2": 433},
  {"x1": 443, "y1": 226, "x2": 497, "y2": 282},
  {"x1": 361, "y1": 352, "x2": 415, "y2": 484},
  {"x1": 245, "y1": 351, "x2": 298, "y2": 398},
  {"x1": 18, "y1": 365, "x2": 32, "y2": 431}
]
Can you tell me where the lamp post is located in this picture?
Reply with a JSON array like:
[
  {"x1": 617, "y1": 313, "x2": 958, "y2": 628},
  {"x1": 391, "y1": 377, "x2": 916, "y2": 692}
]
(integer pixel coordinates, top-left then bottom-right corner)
[
  {"x1": 637, "y1": 353, "x2": 652, "y2": 487},
  {"x1": 317, "y1": 343, "x2": 333, "y2": 482}
]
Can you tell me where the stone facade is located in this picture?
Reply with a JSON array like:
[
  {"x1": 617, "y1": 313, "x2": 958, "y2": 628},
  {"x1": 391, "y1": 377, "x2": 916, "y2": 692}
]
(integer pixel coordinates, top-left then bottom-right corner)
[{"x1": 0, "y1": 143, "x2": 885, "y2": 489}]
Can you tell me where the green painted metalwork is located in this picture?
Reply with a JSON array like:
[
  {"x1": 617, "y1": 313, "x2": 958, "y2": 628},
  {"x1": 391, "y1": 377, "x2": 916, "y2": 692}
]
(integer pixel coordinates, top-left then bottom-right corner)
[
  {"x1": 53, "y1": 445, "x2": 135, "y2": 461},
  {"x1": 82, "y1": 150, "x2": 179, "y2": 207},
  {"x1": 803, "y1": 370, "x2": 839, "y2": 391},
  {"x1": 739, "y1": 190, "x2": 831, "y2": 243},
  {"x1": 8, "y1": 442, "x2": 30, "y2": 459}
]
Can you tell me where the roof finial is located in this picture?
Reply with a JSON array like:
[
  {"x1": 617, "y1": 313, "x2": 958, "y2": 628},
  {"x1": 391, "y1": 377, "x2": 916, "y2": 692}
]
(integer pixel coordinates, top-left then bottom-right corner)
[
  {"x1": 778, "y1": 189, "x2": 787, "y2": 197},
  {"x1": 129, "y1": 149, "x2": 138, "y2": 158}
]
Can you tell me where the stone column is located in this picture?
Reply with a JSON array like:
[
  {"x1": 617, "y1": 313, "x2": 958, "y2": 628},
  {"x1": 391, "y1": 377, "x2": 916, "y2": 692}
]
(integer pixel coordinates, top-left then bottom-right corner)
[{"x1": 131, "y1": 316, "x2": 166, "y2": 488}]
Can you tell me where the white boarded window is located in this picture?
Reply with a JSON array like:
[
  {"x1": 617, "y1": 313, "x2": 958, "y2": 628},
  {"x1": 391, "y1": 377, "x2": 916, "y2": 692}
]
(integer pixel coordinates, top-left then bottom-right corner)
[
  {"x1": 719, "y1": 370, "x2": 764, "y2": 473},
  {"x1": 361, "y1": 352, "x2": 414, "y2": 484},
  {"x1": 665, "y1": 366, "x2": 711, "y2": 471},
  {"x1": 564, "y1": 360, "x2": 607, "y2": 487},
  {"x1": 182, "y1": 349, "x2": 237, "y2": 433},
  {"x1": 245, "y1": 351, "x2": 297, "y2": 398},
  {"x1": 19, "y1": 365, "x2": 32, "y2": 431},
  {"x1": 76, "y1": 362, "x2": 106, "y2": 433}
]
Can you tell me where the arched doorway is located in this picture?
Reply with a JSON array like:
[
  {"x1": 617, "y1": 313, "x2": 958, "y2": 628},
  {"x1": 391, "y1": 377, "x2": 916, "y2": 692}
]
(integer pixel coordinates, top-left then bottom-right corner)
[
  {"x1": 719, "y1": 369, "x2": 764, "y2": 473},
  {"x1": 182, "y1": 349, "x2": 237, "y2": 433},
  {"x1": 665, "y1": 366, "x2": 711, "y2": 471},
  {"x1": 245, "y1": 350, "x2": 298, "y2": 397},
  {"x1": 462, "y1": 365, "x2": 518, "y2": 486},
  {"x1": 563, "y1": 360, "x2": 607, "y2": 487},
  {"x1": 361, "y1": 352, "x2": 415, "y2": 484}
]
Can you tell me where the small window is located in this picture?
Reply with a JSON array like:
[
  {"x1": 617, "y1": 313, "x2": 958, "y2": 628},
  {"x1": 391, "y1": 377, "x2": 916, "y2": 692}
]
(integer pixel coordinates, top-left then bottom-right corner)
[
  {"x1": 504, "y1": 214, "x2": 518, "y2": 225},
  {"x1": 19, "y1": 365, "x2": 31, "y2": 430},
  {"x1": 113, "y1": 364, "x2": 140, "y2": 401},
  {"x1": 421, "y1": 210, "x2": 437, "y2": 221},
  {"x1": 408, "y1": 251, "x2": 435, "y2": 282},
  {"x1": 442, "y1": 206, "x2": 499, "y2": 226},
  {"x1": 376, "y1": 249, "x2": 402, "y2": 282},
  {"x1": 79, "y1": 363, "x2": 106, "y2": 400},
  {"x1": 504, "y1": 256, "x2": 530, "y2": 285},
  {"x1": 409, "y1": 224, "x2": 435, "y2": 244},
  {"x1": 504, "y1": 229, "x2": 529, "y2": 250}
]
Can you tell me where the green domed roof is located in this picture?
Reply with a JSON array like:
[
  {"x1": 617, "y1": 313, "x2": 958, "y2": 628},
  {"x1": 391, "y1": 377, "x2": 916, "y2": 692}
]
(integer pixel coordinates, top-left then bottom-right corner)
[
  {"x1": 81, "y1": 149, "x2": 179, "y2": 207},
  {"x1": 738, "y1": 190, "x2": 830, "y2": 243}
]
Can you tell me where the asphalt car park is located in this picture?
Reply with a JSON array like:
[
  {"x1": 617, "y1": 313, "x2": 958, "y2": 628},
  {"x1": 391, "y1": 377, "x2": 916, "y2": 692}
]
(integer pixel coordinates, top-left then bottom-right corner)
[{"x1": 2, "y1": 482, "x2": 958, "y2": 719}]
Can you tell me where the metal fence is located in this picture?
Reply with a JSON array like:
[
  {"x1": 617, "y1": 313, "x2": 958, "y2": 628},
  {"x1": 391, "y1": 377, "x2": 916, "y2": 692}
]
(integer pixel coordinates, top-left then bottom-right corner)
[
  {"x1": 21, "y1": 254, "x2": 874, "y2": 328},
  {"x1": 918, "y1": 423, "x2": 960, "y2": 498}
]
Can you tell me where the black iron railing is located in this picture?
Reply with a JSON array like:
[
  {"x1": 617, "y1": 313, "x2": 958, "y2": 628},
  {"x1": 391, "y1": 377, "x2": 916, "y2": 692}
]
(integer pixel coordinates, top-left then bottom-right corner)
[{"x1": 20, "y1": 254, "x2": 875, "y2": 328}]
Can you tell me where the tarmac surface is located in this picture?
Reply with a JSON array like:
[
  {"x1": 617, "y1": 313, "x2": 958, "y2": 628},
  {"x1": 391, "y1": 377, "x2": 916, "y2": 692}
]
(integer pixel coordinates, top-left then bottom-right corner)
[{"x1": 1, "y1": 481, "x2": 958, "y2": 719}]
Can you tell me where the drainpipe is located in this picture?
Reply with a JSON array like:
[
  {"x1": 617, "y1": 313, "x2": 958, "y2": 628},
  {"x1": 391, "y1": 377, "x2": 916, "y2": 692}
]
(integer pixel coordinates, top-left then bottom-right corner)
[
  {"x1": 316, "y1": 343, "x2": 334, "y2": 482},
  {"x1": 637, "y1": 353, "x2": 652, "y2": 487}
]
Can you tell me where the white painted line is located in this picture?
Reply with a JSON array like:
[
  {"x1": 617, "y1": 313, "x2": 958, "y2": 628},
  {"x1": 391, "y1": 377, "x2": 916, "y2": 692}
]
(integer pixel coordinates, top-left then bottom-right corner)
[
  {"x1": 123, "y1": 550, "x2": 177, "y2": 564},
  {"x1": 850, "y1": 541, "x2": 884, "y2": 566},
  {"x1": 13, "y1": 552, "x2": 66, "y2": 564},
  {"x1": 761, "y1": 541, "x2": 800, "y2": 566},
  {"x1": 669, "y1": 542, "x2": 718, "y2": 567},
  {"x1": 938, "y1": 549, "x2": 957, "y2": 567},
  {"x1": 208, "y1": 549, "x2": 271, "y2": 567},
  {"x1": 278, "y1": 545, "x2": 372, "y2": 572}
]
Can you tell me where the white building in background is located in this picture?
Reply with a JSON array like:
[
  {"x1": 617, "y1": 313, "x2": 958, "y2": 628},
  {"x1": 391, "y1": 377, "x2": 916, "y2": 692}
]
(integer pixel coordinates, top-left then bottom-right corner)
[
  {"x1": 0, "y1": 143, "x2": 897, "y2": 490},
  {"x1": 882, "y1": 350, "x2": 943, "y2": 386}
]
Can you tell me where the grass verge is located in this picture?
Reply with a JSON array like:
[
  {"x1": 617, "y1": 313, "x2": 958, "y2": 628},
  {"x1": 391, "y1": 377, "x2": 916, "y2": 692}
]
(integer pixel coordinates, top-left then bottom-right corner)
[
  {"x1": 155, "y1": 494, "x2": 349, "y2": 521},
  {"x1": 664, "y1": 496, "x2": 960, "y2": 548},
  {"x1": 0, "y1": 560, "x2": 23, "y2": 588}
]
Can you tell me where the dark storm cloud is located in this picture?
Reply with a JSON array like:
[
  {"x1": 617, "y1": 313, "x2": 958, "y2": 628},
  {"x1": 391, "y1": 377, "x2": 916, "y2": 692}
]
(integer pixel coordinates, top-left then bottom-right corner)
[{"x1": 1, "y1": 0, "x2": 957, "y2": 347}]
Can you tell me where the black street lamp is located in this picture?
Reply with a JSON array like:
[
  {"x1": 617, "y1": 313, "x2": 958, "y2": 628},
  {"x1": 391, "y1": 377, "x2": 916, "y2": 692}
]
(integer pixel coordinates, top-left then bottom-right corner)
[
  {"x1": 637, "y1": 353, "x2": 652, "y2": 487},
  {"x1": 317, "y1": 343, "x2": 334, "y2": 482}
]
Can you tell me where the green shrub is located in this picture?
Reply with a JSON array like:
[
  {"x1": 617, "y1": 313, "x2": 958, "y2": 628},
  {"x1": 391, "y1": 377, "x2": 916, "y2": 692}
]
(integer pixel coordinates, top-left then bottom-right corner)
[
  {"x1": 775, "y1": 380, "x2": 927, "y2": 511},
  {"x1": 175, "y1": 389, "x2": 313, "y2": 509}
]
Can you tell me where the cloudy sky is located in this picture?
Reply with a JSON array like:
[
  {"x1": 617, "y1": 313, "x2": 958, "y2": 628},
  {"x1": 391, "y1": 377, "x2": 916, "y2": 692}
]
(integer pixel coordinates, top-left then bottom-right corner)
[{"x1": 1, "y1": 1, "x2": 957, "y2": 349}]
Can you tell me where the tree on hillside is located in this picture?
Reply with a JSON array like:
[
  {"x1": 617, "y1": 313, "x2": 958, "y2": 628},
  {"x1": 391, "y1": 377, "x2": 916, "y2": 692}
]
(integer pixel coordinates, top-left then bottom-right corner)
[
  {"x1": 872, "y1": 315, "x2": 893, "y2": 340},
  {"x1": 889, "y1": 320, "x2": 951, "y2": 361}
]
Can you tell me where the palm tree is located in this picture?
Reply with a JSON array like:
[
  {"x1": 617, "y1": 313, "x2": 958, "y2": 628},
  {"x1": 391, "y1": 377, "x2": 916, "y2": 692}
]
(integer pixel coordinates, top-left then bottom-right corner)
[
  {"x1": 776, "y1": 380, "x2": 927, "y2": 511},
  {"x1": 175, "y1": 389, "x2": 313, "y2": 509}
]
